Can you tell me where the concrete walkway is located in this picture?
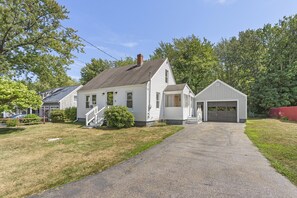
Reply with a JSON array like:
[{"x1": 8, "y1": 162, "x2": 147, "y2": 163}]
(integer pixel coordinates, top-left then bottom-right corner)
[{"x1": 32, "y1": 123, "x2": 297, "y2": 198}]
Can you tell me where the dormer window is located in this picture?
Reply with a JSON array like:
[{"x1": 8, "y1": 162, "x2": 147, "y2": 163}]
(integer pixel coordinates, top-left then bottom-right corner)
[{"x1": 165, "y1": 69, "x2": 169, "y2": 83}]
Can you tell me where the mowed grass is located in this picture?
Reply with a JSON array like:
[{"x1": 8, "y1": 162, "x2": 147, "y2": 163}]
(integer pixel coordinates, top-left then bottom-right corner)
[
  {"x1": 245, "y1": 119, "x2": 297, "y2": 186},
  {"x1": 0, "y1": 123, "x2": 183, "y2": 198}
]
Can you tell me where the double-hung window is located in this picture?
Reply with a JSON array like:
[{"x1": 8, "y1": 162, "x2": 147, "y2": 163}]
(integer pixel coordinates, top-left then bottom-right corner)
[
  {"x1": 156, "y1": 92, "x2": 160, "y2": 108},
  {"x1": 86, "y1": 95, "x2": 90, "y2": 108},
  {"x1": 165, "y1": 94, "x2": 181, "y2": 107},
  {"x1": 127, "y1": 92, "x2": 133, "y2": 108},
  {"x1": 165, "y1": 69, "x2": 169, "y2": 83},
  {"x1": 92, "y1": 95, "x2": 97, "y2": 105}
]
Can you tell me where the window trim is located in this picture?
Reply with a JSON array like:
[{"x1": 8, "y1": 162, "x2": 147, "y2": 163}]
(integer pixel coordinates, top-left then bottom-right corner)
[
  {"x1": 92, "y1": 94, "x2": 97, "y2": 105},
  {"x1": 165, "y1": 94, "x2": 181, "y2": 107},
  {"x1": 126, "y1": 92, "x2": 133, "y2": 109},
  {"x1": 85, "y1": 95, "x2": 90, "y2": 108},
  {"x1": 165, "y1": 69, "x2": 169, "y2": 83},
  {"x1": 156, "y1": 92, "x2": 160, "y2": 109},
  {"x1": 107, "y1": 92, "x2": 114, "y2": 106}
]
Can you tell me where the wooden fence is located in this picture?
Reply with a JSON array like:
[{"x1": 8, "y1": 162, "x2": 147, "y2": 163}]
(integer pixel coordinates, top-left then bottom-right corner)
[{"x1": 269, "y1": 106, "x2": 297, "y2": 121}]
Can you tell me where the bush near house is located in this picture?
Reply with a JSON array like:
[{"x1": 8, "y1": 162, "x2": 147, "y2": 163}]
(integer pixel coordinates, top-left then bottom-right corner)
[
  {"x1": 6, "y1": 119, "x2": 19, "y2": 127},
  {"x1": 22, "y1": 114, "x2": 41, "y2": 124},
  {"x1": 65, "y1": 107, "x2": 77, "y2": 122},
  {"x1": 50, "y1": 110, "x2": 65, "y2": 123},
  {"x1": 104, "y1": 106, "x2": 134, "y2": 128}
]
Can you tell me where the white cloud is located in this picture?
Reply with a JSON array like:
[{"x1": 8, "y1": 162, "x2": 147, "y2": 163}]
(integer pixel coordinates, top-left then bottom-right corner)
[
  {"x1": 217, "y1": 0, "x2": 227, "y2": 4},
  {"x1": 205, "y1": 0, "x2": 236, "y2": 5},
  {"x1": 120, "y1": 42, "x2": 138, "y2": 48}
]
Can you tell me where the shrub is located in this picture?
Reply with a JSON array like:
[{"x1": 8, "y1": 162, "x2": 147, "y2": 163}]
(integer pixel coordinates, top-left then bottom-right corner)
[
  {"x1": 280, "y1": 116, "x2": 289, "y2": 121},
  {"x1": 23, "y1": 114, "x2": 41, "y2": 124},
  {"x1": 6, "y1": 119, "x2": 19, "y2": 127},
  {"x1": 65, "y1": 107, "x2": 77, "y2": 122},
  {"x1": 50, "y1": 110, "x2": 65, "y2": 123},
  {"x1": 104, "y1": 106, "x2": 134, "y2": 128}
]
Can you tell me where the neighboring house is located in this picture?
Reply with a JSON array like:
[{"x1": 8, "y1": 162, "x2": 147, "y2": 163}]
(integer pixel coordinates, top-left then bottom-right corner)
[
  {"x1": 39, "y1": 85, "x2": 82, "y2": 118},
  {"x1": 77, "y1": 54, "x2": 195, "y2": 126},
  {"x1": 195, "y1": 79, "x2": 247, "y2": 123}
]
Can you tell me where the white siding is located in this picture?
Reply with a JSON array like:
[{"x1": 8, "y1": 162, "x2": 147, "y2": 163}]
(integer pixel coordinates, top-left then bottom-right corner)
[
  {"x1": 147, "y1": 59, "x2": 176, "y2": 122},
  {"x1": 182, "y1": 86, "x2": 195, "y2": 120},
  {"x1": 59, "y1": 86, "x2": 82, "y2": 109},
  {"x1": 77, "y1": 84, "x2": 147, "y2": 121},
  {"x1": 195, "y1": 80, "x2": 247, "y2": 122}
]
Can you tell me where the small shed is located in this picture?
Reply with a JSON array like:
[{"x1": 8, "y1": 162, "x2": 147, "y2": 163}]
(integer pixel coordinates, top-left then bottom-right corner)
[{"x1": 195, "y1": 80, "x2": 247, "y2": 123}]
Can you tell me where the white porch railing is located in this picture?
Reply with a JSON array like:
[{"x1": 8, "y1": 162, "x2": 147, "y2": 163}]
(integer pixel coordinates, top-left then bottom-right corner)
[{"x1": 85, "y1": 106, "x2": 107, "y2": 127}]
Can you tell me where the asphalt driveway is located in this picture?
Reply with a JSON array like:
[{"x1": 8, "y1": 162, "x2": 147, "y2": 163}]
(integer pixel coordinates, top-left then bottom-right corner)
[{"x1": 32, "y1": 123, "x2": 297, "y2": 198}]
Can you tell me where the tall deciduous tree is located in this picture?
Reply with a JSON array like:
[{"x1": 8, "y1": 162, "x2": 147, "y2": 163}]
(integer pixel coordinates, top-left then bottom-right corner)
[
  {"x1": 251, "y1": 16, "x2": 297, "y2": 112},
  {"x1": 151, "y1": 35, "x2": 218, "y2": 93},
  {"x1": 80, "y1": 58, "x2": 110, "y2": 85},
  {"x1": 0, "y1": 77, "x2": 42, "y2": 112},
  {"x1": 0, "y1": 0, "x2": 83, "y2": 88},
  {"x1": 80, "y1": 57, "x2": 136, "y2": 84}
]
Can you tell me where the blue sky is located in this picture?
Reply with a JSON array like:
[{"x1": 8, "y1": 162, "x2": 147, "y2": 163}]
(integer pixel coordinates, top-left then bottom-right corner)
[{"x1": 58, "y1": 0, "x2": 297, "y2": 80}]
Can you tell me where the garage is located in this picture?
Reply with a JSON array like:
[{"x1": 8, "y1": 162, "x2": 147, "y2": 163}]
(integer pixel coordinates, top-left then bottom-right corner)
[
  {"x1": 207, "y1": 101, "x2": 237, "y2": 122},
  {"x1": 195, "y1": 80, "x2": 247, "y2": 123}
]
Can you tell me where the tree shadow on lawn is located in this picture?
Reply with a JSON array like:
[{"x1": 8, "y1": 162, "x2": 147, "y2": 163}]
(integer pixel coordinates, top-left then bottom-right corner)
[{"x1": 0, "y1": 127, "x2": 25, "y2": 135}]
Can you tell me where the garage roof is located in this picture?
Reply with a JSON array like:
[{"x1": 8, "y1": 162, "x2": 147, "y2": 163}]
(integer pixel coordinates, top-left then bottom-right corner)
[{"x1": 196, "y1": 79, "x2": 247, "y2": 97}]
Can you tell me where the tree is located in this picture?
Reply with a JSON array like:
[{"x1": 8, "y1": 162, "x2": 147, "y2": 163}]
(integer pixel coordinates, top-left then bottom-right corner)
[
  {"x1": 151, "y1": 35, "x2": 218, "y2": 93},
  {"x1": 0, "y1": 0, "x2": 83, "y2": 88},
  {"x1": 251, "y1": 16, "x2": 297, "y2": 113},
  {"x1": 0, "y1": 77, "x2": 42, "y2": 112},
  {"x1": 80, "y1": 57, "x2": 136, "y2": 84},
  {"x1": 80, "y1": 58, "x2": 110, "y2": 84},
  {"x1": 113, "y1": 57, "x2": 136, "y2": 67}
]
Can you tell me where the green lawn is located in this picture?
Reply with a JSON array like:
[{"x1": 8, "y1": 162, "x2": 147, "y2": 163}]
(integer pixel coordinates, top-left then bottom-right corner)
[
  {"x1": 245, "y1": 119, "x2": 297, "y2": 186},
  {"x1": 0, "y1": 123, "x2": 183, "y2": 198}
]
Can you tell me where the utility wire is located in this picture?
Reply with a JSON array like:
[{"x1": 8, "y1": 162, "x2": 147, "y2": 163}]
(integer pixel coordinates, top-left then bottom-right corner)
[
  {"x1": 60, "y1": 25, "x2": 119, "y2": 61},
  {"x1": 74, "y1": 58, "x2": 87, "y2": 65}
]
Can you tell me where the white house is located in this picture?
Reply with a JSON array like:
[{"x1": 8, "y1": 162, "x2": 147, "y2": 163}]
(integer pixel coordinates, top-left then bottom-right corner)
[
  {"x1": 77, "y1": 54, "x2": 195, "y2": 126},
  {"x1": 38, "y1": 85, "x2": 82, "y2": 118}
]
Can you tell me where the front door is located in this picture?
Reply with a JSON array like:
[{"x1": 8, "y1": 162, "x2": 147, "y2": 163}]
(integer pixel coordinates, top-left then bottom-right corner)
[{"x1": 107, "y1": 92, "x2": 114, "y2": 106}]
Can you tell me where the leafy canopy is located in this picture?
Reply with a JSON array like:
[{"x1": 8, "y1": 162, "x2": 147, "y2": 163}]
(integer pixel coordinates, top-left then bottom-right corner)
[
  {"x1": 0, "y1": 77, "x2": 42, "y2": 112},
  {"x1": 0, "y1": 0, "x2": 83, "y2": 90},
  {"x1": 80, "y1": 57, "x2": 136, "y2": 85},
  {"x1": 151, "y1": 35, "x2": 218, "y2": 93}
]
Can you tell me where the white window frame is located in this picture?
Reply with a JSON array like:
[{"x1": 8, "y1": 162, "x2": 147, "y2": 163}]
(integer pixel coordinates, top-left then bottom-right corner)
[
  {"x1": 85, "y1": 95, "x2": 90, "y2": 108},
  {"x1": 92, "y1": 94, "x2": 97, "y2": 106},
  {"x1": 126, "y1": 92, "x2": 133, "y2": 109},
  {"x1": 165, "y1": 94, "x2": 181, "y2": 107},
  {"x1": 156, "y1": 92, "x2": 160, "y2": 108},
  {"x1": 165, "y1": 69, "x2": 169, "y2": 83}
]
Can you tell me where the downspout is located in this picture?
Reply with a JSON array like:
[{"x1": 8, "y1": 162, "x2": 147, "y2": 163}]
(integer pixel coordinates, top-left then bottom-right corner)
[{"x1": 148, "y1": 72, "x2": 152, "y2": 119}]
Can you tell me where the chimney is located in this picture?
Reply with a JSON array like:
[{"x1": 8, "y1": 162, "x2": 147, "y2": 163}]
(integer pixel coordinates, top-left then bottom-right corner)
[{"x1": 137, "y1": 54, "x2": 144, "y2": 66}]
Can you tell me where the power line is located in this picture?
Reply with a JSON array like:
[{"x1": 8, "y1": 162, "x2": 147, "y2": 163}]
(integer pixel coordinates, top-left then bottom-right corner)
[
  {"x1": 60, "y1": 25, "x2": 119, "y2": 61},
  {"x1": 74, "y1": 58, "x2": 87, "y2": 65}
]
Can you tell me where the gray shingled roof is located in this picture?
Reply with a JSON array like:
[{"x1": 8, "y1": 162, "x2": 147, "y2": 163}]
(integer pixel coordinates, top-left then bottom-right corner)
[
  {"x1": 164, "y1": 84, "x2": 187, "y2": 92},
  {"x1": 43, "y1": 85, "x2": 81, "y2": 103},
  {"x1": 80, "y1": 59, "x2": 166, "y2": 91}
]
